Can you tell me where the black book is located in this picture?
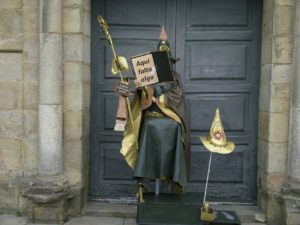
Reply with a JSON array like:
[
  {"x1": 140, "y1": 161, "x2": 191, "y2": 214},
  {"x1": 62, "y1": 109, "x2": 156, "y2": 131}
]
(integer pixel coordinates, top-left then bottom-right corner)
[{"x1": 131, "y1": 51, "x2": 174, "y2": 87}]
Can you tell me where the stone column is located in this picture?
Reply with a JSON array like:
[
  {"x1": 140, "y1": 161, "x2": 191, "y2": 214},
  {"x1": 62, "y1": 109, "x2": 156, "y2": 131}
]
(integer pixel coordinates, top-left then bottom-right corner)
[
  {"x1": 21, "y1": 0, "x2": 71, "y2": 223},
  {"x1": 283, "y1": 1, "x2": 300, "y2": 224},
  {"x1": 38, "y1": 0, "x2": 63, "y2": 175}
]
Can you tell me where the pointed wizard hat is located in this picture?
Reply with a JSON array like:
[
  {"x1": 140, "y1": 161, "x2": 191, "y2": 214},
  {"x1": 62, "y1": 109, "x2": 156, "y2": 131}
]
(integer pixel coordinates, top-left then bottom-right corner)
[
  {"x1": 157, "y1": 26, "x2": 178, "y2": 63},
  {"x1": 199, "y1": 108, "x2": 235, "y2": 154}
]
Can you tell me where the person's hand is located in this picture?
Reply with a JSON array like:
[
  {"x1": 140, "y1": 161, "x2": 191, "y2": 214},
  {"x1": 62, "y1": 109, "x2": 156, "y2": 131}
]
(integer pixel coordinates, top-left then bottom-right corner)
[
  {"x1": 133, "y1": 79, "x2": 142, "y2": 89},
  {"x1": 115, "y1": 80, "x2": 130, "y2": 97}
]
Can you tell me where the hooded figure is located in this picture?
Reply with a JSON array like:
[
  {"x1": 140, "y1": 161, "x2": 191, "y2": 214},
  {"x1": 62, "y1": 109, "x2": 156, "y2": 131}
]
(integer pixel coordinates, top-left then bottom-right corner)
[{"x1": 120, "y1": 27, "x2": 190, "y2": 202}]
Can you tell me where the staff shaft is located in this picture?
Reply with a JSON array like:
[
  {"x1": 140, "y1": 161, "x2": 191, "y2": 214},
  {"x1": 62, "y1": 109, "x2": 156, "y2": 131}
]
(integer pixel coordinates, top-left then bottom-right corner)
[{"x1": 98, "y1": 16, "x2": 138, "y2": 149}]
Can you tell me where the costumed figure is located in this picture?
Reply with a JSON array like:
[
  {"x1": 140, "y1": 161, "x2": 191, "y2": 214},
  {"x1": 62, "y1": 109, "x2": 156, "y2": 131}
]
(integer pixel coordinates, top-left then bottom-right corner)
[{"x1": 119, "y1": 27, "x2": 190, "y2": 202}]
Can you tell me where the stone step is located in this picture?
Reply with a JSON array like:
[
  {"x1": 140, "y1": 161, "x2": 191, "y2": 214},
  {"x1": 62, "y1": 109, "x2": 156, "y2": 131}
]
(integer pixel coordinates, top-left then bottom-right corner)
[
  {"x1": 84, "y1": 201, "x2": 266, "y2": 224},
  {"x1": 84, "y1": 201, "x2": 137, "y2": 218}
]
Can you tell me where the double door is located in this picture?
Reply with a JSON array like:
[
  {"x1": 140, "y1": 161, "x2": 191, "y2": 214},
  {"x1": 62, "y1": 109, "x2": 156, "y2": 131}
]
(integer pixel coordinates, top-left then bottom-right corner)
[{"x1": 90, "y1": 0, "x2": 262, "y2": 201}]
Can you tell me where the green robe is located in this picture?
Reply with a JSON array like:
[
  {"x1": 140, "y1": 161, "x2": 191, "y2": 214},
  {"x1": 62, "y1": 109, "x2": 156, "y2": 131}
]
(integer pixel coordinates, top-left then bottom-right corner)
[{"x1": 120, "y1": 72, "x2": 190, "y2": 189}]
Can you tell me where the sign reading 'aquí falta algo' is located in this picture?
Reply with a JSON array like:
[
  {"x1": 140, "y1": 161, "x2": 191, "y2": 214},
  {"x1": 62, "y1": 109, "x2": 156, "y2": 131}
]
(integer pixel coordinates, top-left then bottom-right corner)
[{"x1": 131, "y1": 51, "x2": 175, "y2": 87}]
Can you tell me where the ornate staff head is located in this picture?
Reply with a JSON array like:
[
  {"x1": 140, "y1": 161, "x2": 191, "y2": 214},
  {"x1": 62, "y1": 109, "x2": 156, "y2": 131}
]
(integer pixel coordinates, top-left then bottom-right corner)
[
  {"x1": 97, "y1": 16, "x2": 112, "y2": 44},
  {"x1": 97, "y1": 15, "x2": 128, "y2": 74}
]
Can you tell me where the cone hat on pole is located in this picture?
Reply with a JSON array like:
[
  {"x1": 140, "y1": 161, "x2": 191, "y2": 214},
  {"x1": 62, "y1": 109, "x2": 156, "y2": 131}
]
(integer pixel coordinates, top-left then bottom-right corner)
[{"x1": 199, "y1": 108, "x2": 235, "y2": 154}]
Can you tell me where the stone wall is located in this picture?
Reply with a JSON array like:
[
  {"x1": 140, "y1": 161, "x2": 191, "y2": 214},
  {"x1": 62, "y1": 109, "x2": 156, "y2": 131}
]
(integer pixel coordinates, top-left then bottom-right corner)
[
  {"x1": 0, "y1": 0, "x2": 91, "y2": 214},
  {"x1": 62, "y1": 0, "x2": 91, "y2": 211},
  {"x1": 258, "y1": 0, "x2": 295, "y2": 224},
  {"x1": 0, "y1": 0, "x2": 38, "y2": 209}
]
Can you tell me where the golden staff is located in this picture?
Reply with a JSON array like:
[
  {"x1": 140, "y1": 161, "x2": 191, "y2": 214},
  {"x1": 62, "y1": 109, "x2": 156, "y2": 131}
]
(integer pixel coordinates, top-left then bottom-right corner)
[{"x1": 97, "y1": 16, "x2": 138, "y2": 148}]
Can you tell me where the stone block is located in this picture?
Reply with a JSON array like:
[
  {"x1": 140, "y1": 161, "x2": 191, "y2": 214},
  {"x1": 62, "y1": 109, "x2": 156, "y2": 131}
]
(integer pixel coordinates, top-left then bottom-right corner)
[
  {"x1": 64, "y1": 62, "x2": 83, "y2": 82},
  {"x1": 23, "y1": 33, "x2": 39, "y2": 63},
  {"x1": 22, "y1": 139, "x2": 38, "y2": 175},
  {"x1": 0, "y1": 53, "x2": 22, "y2": 81},
  {"x1": 34, "y1": 206, "x2": 63, "y2": 221},
  {"x1": 64, "y1": 140, "x2": 83, "y2": 171},
  {"x1": 23, "y1": 6, "x2": 38, "y2": 33},
  {"x1": 64, "y1": 34, "x2": 83, "y2": 62},
  {"x1": 257, "y1": 139, "x2": 267, "y2": 171},
  {"x1": 270, "y1": 97, "x2": 290, "y2": 112},
  {"x1": 24, "y1": 63, "x2": 38, "y2": 81},
  {"x1": 0, "y1": 81, "x2": 22, "y2": 110},
  {"x1": 291, "y1": 65, "x2": 300, "y2": 108},
  {"x1": 24, "y1": 81, "x2": 38, "y2": 110},
  {"x1": 64, "y1": 216, "x2": 124, "y2": 225},
  {"x1": 83, "y1": 0, "x2": 90, "y2": 11},
  {"x1": 39, "y1": 104, "x2": 63, "y2": 175},
  {"x1": 65, "y1": 171, "x2": 82, "y2": 185},
  {"x1": 0, "y1": 8, "x2": 22, "y2": 33},
  {"x1": 267, "y1": 174, "x2": 286, "y2": 192},
  {"x1": 288, "y1": 107, "x2": 300, "y2": 180},
  {"x1": 64, "y1": 111, "x2": 83, "y2": 140},
  {"x1": 82, "y1": 9, "x2": 91, "y2": 36},
  {"x1": 22, "y1": 0, "x2": 38, "y2": 6},
  {"x1": 63, "y1": 82, "x2": 83, "y2": 111},
  {"x1": 63, "y1": 7, "x2": 82, "y2": 33},
  {"x1": 82, "y1": 64, "x2": 91, "y2": 82},
  {"x1": 0, "y1": 0, "x2": 22, "y2": 8},
  {"x1": 0, "y1": 139, "x2": 22, "y2": 172},
  {"x1": 283, "y1": 194, "x2": 300, "y2": 225},
  {"x1": 40, "y1": 0, "x2": 62, "y2": 33},
  {"x1": 261, "y1": 64, "x2": 272, "y2": 83},
  {"x1": 82, "y1": 83, "x2": 90, "y2": 110},
  {"x1": 271, "y1": 83, "x2": 290, "y2": 98},
  {"x1": 266, "y1": 193, "x2": 285, "y2": 225},
  {"x1": 266, "y1": 143, "x2": 288, "y2": 173},
  {"x1": 258, "y1": 111, "x2": 269, "y2": 141},
  {"x1": 9, "y1": 169, "x2": 23, "y2": 187},
  {"x1": 0, "y1": 184, "x2": 18, "y2": 208},
  {"x1": 274, "y1": 6, "x2": 295, "y2": 35},
  {"x1": 83, "y1": 36, "x2": 90, "y2": 64},
  {"x1": 261, "y1": 37, "x2": 273, "y2": 65},
  {"x1": 63, "y1": 0, "x2": 82, "y2": 8},
  {"x1": 0, "y1": 110, "x2": 23, "y2": 139},
  {"x1": 257, "y1": 182, "x2": 268, "y2": 212},
  {"x1": 271, "y1": 64, "x2": 292, "y2": 84},
  {"x1": 273, "y1": 35, "x2": 293, "y2": 64},
  {"x1": 82, "y1": 111, "x2": 90, "y2": 138},
  {"x1": 24, "y1": 110, "x2": 38, "y2": 139},
  {"x1": 39, "y1": 33, "x2": 63, "y2": 104},
  {"x1": 0, "y1": 33, "x2": 23, "y2": 51},
  {"x1": 260, "y1": 171, "x2": 269, "y2": 192},
  {"x1": 269, "y1": 112, "x2": 289, "y2": 142},
  {"x1": 262, "y1": 10, "x2": 273, "y2": 38},
  {"x1": 263, "y1": 0, "x2": 274, "y2": 13},
  {"x1": 259, "y1": 81, "x2": 271, "y2": 112},
  {"x1": 67, "y1": 185, "x2": 85, "y2": 215},
  {"x1": 275, "y1": 0, "x2": 295, "y2": 6}
]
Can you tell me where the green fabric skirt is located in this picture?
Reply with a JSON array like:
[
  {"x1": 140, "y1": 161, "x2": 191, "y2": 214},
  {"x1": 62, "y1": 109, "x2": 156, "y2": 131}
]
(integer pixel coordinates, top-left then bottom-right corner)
[{"x1": 134, "y1": 115, "x2": 187, "y2": 188}]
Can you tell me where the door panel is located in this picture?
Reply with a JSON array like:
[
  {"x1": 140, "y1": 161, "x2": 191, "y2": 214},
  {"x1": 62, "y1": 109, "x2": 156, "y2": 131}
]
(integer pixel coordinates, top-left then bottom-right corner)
[
  {"x1": 90, "y1": 0, "x2": 177, "y2": 197},
  {"x1": 90, "y1": 0, "x2": 262, "y2": 201},
  {"x1": 176, "y1": 0, "x2": 261, "y2": 200}
]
